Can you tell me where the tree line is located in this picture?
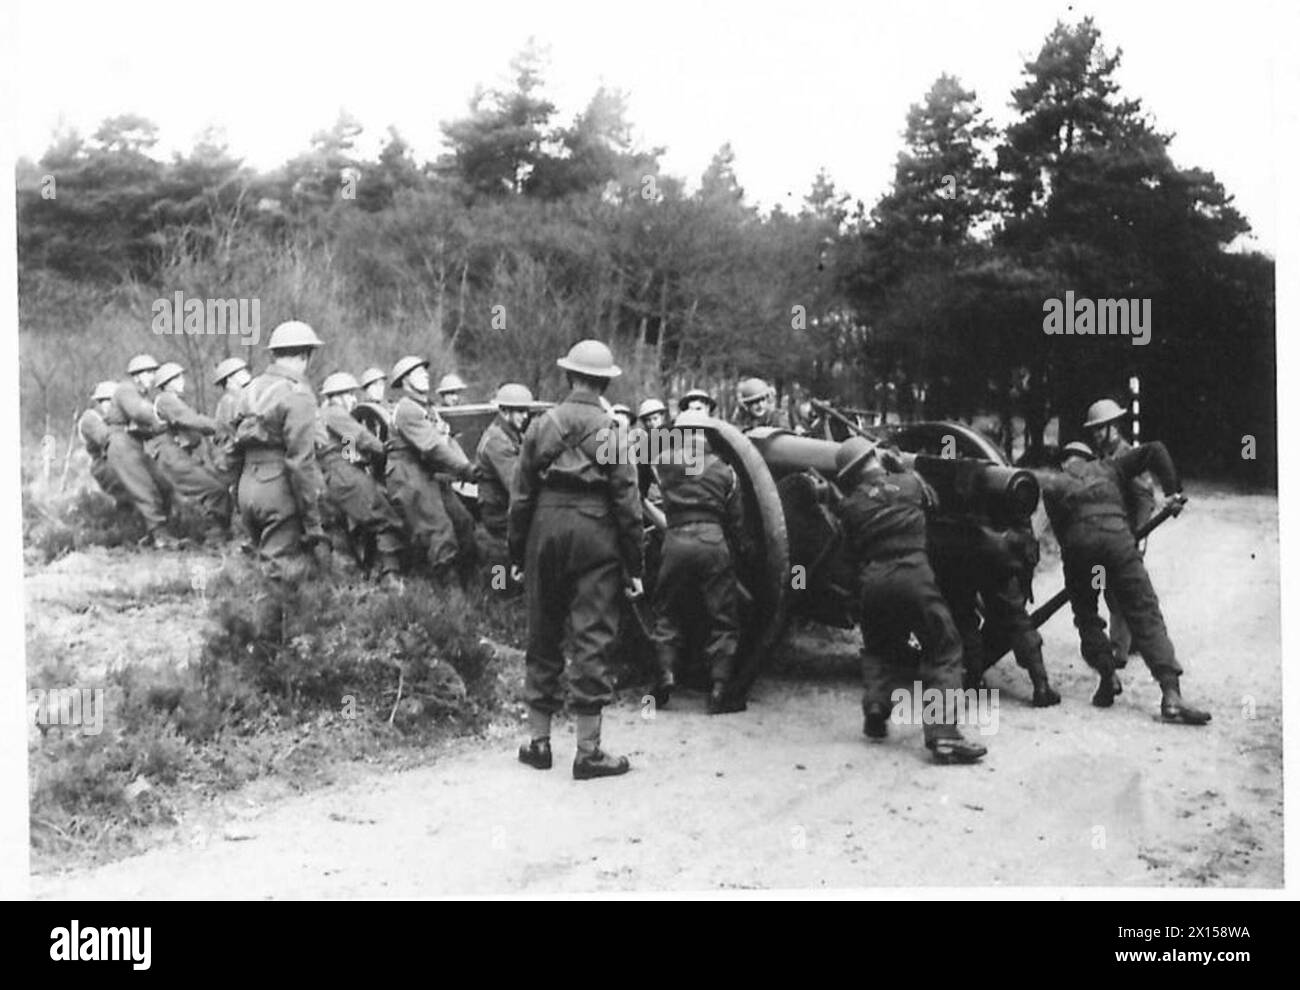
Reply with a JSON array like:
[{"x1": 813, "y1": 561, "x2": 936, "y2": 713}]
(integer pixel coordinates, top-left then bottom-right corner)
[{"x1": 16, "y1": 20, "x2": 1275, "y2": 482}]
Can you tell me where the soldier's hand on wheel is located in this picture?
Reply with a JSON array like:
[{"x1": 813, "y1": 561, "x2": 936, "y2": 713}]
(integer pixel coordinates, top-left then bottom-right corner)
[
  {"x1": 509, "y1": 564, "x2": 525, "y2": 584},
  {"x1": 624, "y1": 576, "x2": 644, "y2": 601}
]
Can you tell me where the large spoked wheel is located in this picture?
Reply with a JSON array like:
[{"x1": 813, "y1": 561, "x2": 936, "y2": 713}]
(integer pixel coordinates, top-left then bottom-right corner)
[{"x1": 701, "y1": 419, "x2": 791, "y2": 697}]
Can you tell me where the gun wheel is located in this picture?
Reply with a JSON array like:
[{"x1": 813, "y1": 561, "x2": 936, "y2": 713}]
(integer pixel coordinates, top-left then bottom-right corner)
[{"x1": 699, "y1": 419, "x2": 791, "y2": 697}]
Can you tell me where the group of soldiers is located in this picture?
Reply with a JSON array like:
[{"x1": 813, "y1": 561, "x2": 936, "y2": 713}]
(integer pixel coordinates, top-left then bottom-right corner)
[
  {"x1": 78, "y1": 326, "x2": 1211, "y2": 780},
  {"x1": 78, "y1": 321, "x2": 532, "y2": 586},
  {"x1": 831, "y1": 395, "x2": 1210, "y2": 768}
]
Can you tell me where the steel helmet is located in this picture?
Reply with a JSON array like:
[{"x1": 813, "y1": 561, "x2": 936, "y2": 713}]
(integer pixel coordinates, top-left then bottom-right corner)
[
  {"x1": 836, "y1": 436, "x2": 879, "y2": 481},
  {"x1": 359, "y1": 366, "x2": 387, "y2": 389},
  {"x1": 213, "y1": 356, "x2": 248, "y2": 386},
  {"x1": 738, "y1": 377, "x2": 771, "y2": 404},
  {"x1": 390, "y1": 355, "x2": 430, "y2": 388},
  {"x1": 1084, "y1": 398, "x2": 1127, "y2": 429},
  {"x1": 436, "y1": 372, "x2": 468, "y2": 394},
  {"x1": 321, "y1": 372, "x2": 361, "y2": 397},
  {"x1": 127, "y1": 354, "x2": 160, "y2": 375},
  {"x1": 91, "y1": 381, "x2": 117, "y2": 402},
  {"x1": 611, "y1": 403, "x2": 632, "y2": 417},
  {"x1": 556, "y1": 339, "x2": 621, "y2": 378},
  {"x1": 1060, "y1": 441, "x2": 1097, "y2": 462},
  {"x1": 154, "y1": 362, "x2": 185, "y2": 389},
  {"x1": 493, "y1": 383, "x2": 534, "y2": 408},
  {"x1": 637, "y1": 398, "x2": 667, "y2": 420},
  {"x1": 678, "y1": 388, "x2": 716, "y2": 412},
  {"x1": 267, "y1": 320, "x2": 323, "y2": 351}
]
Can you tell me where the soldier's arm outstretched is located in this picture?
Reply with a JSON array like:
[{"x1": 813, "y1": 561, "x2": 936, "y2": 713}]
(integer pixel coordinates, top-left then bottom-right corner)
[
  {"x1": 327, "y1": 407, "x2": 385, "y2": 461},
  {"x1": 112, "y1": 383, "x2": 165, "y2": 434},
  {"x1": 1114, "y1": 441, "x2": 1182, "y2": 496},
  {"x1": 394, "y1": 401, "x2": 472, "y2": 479}
]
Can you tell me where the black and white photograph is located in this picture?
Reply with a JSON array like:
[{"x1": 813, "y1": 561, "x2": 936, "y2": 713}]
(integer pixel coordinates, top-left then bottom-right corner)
[{"x1": 1, "y1": 0, "x2": 1292, "y2": 909}]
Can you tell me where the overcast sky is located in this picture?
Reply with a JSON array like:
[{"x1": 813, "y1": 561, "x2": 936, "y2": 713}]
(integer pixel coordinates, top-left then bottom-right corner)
[{"x1": 6, "y1": 0, "x2": 1290, "y2": 252}]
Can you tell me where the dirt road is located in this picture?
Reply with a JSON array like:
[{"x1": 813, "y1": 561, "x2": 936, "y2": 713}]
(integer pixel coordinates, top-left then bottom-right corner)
[{"x1": 29, "y1": 488, "x2": 1282, "y2": 895}]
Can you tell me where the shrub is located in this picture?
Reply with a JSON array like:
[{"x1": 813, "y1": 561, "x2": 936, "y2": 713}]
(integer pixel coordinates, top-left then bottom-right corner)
[{"x1": 199, "y1": 561, "x2": 506, "y2": 731}]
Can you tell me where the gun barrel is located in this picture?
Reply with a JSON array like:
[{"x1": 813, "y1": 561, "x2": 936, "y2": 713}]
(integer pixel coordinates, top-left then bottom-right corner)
[
  {"x1": 745, "y1": 428, "x2": 839, "y2": 478},
  {"x1": 911, "y1": 454, "x2": 1040, "y2": 519}
]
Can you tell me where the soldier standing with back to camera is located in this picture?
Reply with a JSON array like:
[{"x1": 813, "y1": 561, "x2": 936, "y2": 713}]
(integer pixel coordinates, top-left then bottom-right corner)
[
  {"x1": 232, "y1": 321, "x2": 329, "y2": 568},
  {"x1": 1084, "y1": 398, "x2": 1156, "y2": 670},
  {"x1": 510, "y1": 339, "x2": 643, "y2": 780},
  {"x1": 647, "y1": 410, "x2": 747, "y2": 714},
  {"x1": 833, "y1": 435, "x2": 988, "y2": 764}
]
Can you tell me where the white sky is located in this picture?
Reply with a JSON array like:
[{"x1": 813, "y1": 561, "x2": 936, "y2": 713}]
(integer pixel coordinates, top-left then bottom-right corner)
[{"x1": 5, "y1": 0, "x2": 1291, "y2": 251}]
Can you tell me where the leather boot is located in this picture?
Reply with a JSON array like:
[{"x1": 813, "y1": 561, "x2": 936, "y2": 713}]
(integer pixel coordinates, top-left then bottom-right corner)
[
  {"x1": 925, "y1": 726, "x2": 987, "y2": 764},
  {"x1": 1024, "y1": 659, "x2": 1061, "y2": 707},
  {"x1": 708, "y1": 682, "x2": 747, "y2": 715},
  {"x1": 863, "y1": 701, "x2": 889, "y2": 739},
  {"x1": 651, "y1": 645, "x2": 676, "y2": 709},
  {"x1": 518, "y1": 708, "x2": 553, "y2": 769},
  {"x1": 1159, "y1": 678, "x2": 1212, "y2": 725},
  {"x1": 1091, "y1": 660, "x2": 1120, "y2": 707},
  {"x1": 572, "y1": 713, "x2": 630, "y2": 780}
]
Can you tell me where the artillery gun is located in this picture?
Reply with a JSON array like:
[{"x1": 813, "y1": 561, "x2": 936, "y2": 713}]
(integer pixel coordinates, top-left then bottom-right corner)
[{"x1": 648, "y1": 415, "x2": 1042, "y2": 696}]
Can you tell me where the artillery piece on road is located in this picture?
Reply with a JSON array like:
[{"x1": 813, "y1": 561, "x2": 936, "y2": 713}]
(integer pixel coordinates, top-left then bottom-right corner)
[{"x1": 676, "y1": 416, "x2": 1043, "y2": 695}]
